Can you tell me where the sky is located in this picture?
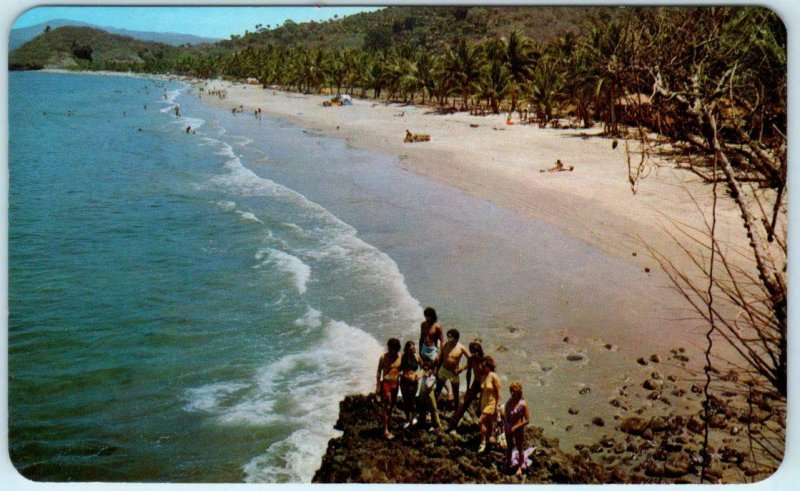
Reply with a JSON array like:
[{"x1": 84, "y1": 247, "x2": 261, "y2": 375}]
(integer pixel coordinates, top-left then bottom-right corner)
[{"x1": 10, "y1": 5, "x2": 382, "y2": 39}]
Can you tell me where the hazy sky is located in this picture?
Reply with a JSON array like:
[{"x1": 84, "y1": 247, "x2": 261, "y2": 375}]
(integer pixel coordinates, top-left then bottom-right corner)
[{"x1": 11, "y1": 5, "x2": 382, "y2": 39}]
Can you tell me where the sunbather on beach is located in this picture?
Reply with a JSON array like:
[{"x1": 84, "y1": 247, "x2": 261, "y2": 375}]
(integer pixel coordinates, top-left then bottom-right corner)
[
  {"x1": 451, "y1": 340, "x2": 484, "y2": 429},
  {"x1": 376, "y1": 338, "x2": 402, "y2": 440},
  {"x1": 503, "y1": 382, "x2": 530, "y2": 476},
  {"x1": 419, "y1": 307, "x2": 443, "y2": 364},
  {"x1": 478, "y1": 356, "x2": 501, "y2": 453},
  {"x1": 435, "y1": 329, "x2": 470, "y2": 418},
  {"x1": 400, "y1": 341, "x2": 422, "y2": 429}
]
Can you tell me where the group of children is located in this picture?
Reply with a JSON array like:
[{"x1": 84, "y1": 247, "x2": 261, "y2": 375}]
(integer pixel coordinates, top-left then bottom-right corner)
[{"x1": 376, "y1": 307, "x2": 532, "y2": 476}]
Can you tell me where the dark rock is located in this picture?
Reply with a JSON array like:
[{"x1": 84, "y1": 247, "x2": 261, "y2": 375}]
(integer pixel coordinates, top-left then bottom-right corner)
[
  {"x1": 567, "y1": 353, "x2": 584, "y2": 362},
  {"x1": 636, "y1": 357, "x2": 648, "y2": 366},
  {"x1": 663, "y1": 455, "x2": 691, "y2": 477},
  {"x1": 649, "y1": 416, "x2": 669, "y2": 432},
  {"x1": 651, "y1": 371, "x2": 662, "y2": 380},
  {"x1": 649, "y1": 354, "x2": 661, "y2": 363},
  {"x1": 620, "y1": 417, "x2": 648, "y2": 435},
  {"x1": 643, "y1": 379, "x2": 661, "y2": 390},
  {"x1": 609, "y1": 398, "x2": 627, "y2": 410},
  {"x1": 568, "y1": 407, "x2": 580, "y2": 415},
  {"x1": 579, "y1": 387, "x2": 591, "y2": 395},
  {"x1": 592, "y1": 417, "x2": 605, "y2": 427},
  {"x1": 687, "y1": 416, "x2": 704, "y2": 434}
]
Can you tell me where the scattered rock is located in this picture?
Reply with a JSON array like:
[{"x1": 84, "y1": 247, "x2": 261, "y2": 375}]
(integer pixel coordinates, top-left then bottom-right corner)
[
  {"x1": 687, "y1": 416, "x2": 704, "y2": 434},
  {"x1": 579, "y1": 387, "x2": 591, "y2": 395},
  {"x1": 609, "y1": 398, "x2": 628, "y2": 410},
  {"x1": 568, "y1": 407, "x2": 580, "y2": 415},
  {"x1": 649, "y1": 416, "x2": 669, "y2": 432},
  {"x1": 620, "y1": 417, "x2": 648, "y2": 435},
  {"x1": 637, "y1": 357, "x2": 648, "y2": 366},
  {"x1": 567, "y1": 353, "x2": 585, "y2": 362},
  {"x1": 592, "y1": 417, "x2": 605, "y2": 427},
  {"x1": 643, "y1": 379, "x2": 661, "y2": 390},
  {"x1": 604, "y1": 343, "x2": 614, "y2": 350},
  {"x1": 651, "y1": 371, "x2": 662, "y2": 380},
  {"x1": 649, "y1": 354, "x2": 661, "y2": 363}
]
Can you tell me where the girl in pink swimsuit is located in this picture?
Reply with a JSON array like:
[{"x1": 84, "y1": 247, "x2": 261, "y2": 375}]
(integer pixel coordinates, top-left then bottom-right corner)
[{"x1": 503, "y1": 382, "x2": 530, "y2": 475}]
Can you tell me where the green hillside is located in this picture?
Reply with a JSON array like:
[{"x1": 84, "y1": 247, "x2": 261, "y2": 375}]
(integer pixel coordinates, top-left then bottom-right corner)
[
  {"x1": 219, "y1": 6, "x2": 615, "y2": 52},
  {"x1": 8, "y1": 26, "x2": 182, "y2": 70}
]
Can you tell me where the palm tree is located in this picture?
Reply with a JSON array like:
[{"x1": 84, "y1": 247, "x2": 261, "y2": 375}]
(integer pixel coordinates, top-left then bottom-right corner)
[
  {"x1": 504, "y1": 30, "x2": 539, "y2": 114},
  {"x1": 478, "y1": 58, "x2": 510, "y2": 114},
  {"x1": 527, "y1": 56, "x2": 564, "y2": 126},
  {"x1": 442, "y1": 38, "x2": 484, "y2": 108}
]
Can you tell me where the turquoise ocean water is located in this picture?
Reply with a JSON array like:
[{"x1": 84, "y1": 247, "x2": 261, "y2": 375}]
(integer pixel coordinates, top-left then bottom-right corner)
[{"x1": 9, "y1": 72, "x2": 422, "y2": 482}]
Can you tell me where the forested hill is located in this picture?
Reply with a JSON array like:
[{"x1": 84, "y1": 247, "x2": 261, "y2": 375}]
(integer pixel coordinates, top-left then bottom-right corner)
[
  {"x1": 8, "y1": 26, "x2": 184, "y2": 70},
  {"x1": 220, "y1": 6, "x2": 616, "y2": 52}
]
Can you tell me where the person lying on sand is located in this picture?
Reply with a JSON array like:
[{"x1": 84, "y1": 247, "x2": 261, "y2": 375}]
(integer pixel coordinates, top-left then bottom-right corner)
[
  {"x1": 404, "y1": 129, "x2": 431, "y2": 142},
  {"x1": 540, "y1": 159, "x2": 574, "y2": 172}
]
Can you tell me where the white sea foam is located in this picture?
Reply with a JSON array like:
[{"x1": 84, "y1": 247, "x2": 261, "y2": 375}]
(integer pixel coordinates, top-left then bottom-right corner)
[
  {"x1": 181, "y1": 116, "x2": 205, "y2": 130},
  {"x1": 204, "y1": 155, "x2": 421, "y2": 330},
  {"x1": 243, "y1": 318, "x2": 382, "y2": 482},
  {"x1": 216, "y1": 142, "x2": 237, "y2": 159},
  {"x1": 254, "y1": 248, "x2": 311, "y2": 295},
  {"x1": 215, "y1": 200, "x2": 237, "y2": 212},
  {"x1": 294, "y1": 307, "x2": 322, "y2": 328},
  {"x1": 183, "y1": 382, "x2": 249, "y2": 413},
  {"x1": 234, "y1": 136, "x2": 254, "y2": 146},
  {"x1": 185, "y1": 315, "x2": 382, "y2": 482},
  {"x1": 237, "y1": 211, "x2": 263, "y2": 224}
]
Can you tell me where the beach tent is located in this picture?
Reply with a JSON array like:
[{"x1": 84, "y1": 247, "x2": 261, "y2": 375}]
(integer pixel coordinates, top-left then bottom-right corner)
[
  {"x1": 246, "y1": 77, "x2": 259, "y2": 85},
  {"x1": 340, "y1": 94, "x2": 352, "y2": 105}
]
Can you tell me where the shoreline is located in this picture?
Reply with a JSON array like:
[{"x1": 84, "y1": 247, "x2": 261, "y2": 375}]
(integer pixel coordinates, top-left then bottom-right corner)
[
  {"x1": 192, "y1": 79, "x2": 751, "y2": 277},
  {"x1": 24, "y1": 69, "x2": 782, "y2": 482},
  {"x1": 181, "y1": 78, "x2": 760, "y2": 447}
]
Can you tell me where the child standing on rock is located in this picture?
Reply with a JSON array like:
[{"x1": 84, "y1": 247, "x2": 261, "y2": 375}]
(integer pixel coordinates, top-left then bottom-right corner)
[
  {"x1": 503, "y1": 382, "x2": 530, "y2": 476},
  {"x1": 416, "y1": 361, "x2": 443, "y2": 432}
]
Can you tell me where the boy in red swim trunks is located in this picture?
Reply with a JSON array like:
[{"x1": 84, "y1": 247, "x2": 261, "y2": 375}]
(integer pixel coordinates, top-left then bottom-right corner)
[{"x1": 376, "y1": 337, "x2": 402, "y2": 439}]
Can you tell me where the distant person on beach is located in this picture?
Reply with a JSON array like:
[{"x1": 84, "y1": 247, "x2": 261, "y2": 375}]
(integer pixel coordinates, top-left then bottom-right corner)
[
  {"x1": 416, "y1": 360, "x2": 443, "y2": 432},
  {"x1": 435, "y1": 329, "x2": 470, "y2": 417},
  {"x1": 419, "y1": 307, "x2": 443, "y2": 364},
  {"x1": 478, "y1": 356, "x2": 501, "y2": 453},
  {"x1": 503, "y1": 382, "x2": 530, "y2": 476},
  {"x1": 400, "y1": 341, "x2": 422, "y2": 429},
  {"x1": 451, "y1": 339, "x2": 485, "y2": 429},
  {"x1": 376, "y1": 337, "x2": 402, "y2": 440}
]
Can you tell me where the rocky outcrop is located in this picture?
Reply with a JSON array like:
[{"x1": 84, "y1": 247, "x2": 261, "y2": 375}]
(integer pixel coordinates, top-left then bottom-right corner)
[
  {"x1": 312, "y1": 394, "x2": 638, "y2": 484},
  {"x1": 313, "y1": 357, "x2": 784, "y2": 485}
]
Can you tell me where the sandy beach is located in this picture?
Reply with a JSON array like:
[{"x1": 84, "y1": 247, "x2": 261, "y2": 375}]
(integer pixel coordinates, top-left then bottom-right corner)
[
  {"x1": 185, "y1": 80, "x2": 766, "y2": 454},
  {"x1": 199, "y1": 81, "x2": 751, "y2": 274}
]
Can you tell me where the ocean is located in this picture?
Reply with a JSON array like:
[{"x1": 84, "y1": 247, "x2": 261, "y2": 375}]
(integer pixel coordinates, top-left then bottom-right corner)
[
  {"x1": 8, "y1": 71, "x2": 423, "y2": 482},
  {"x1": 8, "y1": 71, "x2": 682, "y2": 483}
]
